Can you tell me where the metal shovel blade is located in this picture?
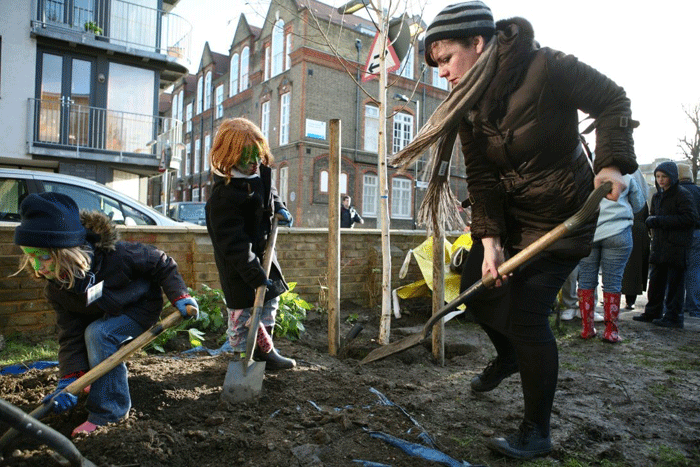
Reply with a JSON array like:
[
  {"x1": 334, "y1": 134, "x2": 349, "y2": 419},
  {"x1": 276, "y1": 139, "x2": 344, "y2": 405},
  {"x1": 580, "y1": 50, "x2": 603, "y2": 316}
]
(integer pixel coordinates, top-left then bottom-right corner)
[{"x1": 220, "y1": 360, "x2": 267, "y2": 404}]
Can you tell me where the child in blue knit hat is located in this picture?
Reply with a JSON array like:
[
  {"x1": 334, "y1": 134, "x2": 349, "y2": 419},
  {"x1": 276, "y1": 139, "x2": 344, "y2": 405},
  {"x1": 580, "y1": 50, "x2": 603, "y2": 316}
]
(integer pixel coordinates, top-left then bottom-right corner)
[{"x1": 14, "y1": 192, "x2": 198, "y2": 437}]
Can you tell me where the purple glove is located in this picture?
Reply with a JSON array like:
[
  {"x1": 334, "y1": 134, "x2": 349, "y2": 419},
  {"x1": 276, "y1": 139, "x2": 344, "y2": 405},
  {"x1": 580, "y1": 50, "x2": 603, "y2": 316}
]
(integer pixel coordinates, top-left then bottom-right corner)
[{"x1": 42, "y1": 371, "x2": 84, "y2": 414}]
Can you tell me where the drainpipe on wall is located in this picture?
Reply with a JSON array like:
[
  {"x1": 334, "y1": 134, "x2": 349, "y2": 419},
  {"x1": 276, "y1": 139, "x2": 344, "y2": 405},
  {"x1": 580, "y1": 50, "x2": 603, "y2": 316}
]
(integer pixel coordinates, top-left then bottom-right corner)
[{"x1": 354, "y1": 38, "x2": 362, "y2": 159}]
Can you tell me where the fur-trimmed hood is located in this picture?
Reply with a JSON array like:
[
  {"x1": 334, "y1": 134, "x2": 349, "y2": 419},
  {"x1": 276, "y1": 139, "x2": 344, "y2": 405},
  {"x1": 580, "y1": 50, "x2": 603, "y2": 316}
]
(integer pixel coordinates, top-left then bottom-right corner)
[{"x1": 80, "y1": 211, "x2": 119, "y2": 251}]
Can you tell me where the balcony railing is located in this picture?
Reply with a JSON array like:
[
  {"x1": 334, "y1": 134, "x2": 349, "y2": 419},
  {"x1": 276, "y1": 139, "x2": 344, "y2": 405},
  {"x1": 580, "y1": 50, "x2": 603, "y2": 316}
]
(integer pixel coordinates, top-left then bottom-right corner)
[
  {"x1": 28, "y1": 98, "x2": 182, "y2": 168},
  {"x1": 33, "y1": 0, "x2": 191, "y2": 63}
]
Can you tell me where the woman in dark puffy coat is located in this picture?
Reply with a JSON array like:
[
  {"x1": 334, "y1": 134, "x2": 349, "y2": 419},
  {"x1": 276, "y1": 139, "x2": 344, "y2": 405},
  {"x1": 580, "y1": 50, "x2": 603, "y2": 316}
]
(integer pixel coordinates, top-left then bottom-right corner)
[{"x1": 391, "y1": 1, "x2": 638, "y2": 459}]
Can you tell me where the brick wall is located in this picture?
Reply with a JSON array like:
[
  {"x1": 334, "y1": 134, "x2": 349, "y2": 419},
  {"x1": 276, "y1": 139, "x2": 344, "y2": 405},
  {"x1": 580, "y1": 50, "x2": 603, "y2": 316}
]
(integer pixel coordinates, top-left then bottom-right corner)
[{"x1": 1, "y1": 224, "x2": 455, "y2": 338}]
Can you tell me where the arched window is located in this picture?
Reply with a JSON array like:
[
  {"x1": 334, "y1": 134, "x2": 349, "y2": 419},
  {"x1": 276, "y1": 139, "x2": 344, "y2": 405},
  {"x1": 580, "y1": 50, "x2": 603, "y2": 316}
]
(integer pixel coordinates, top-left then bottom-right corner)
[
  {"x1": 230, "y1": 53, "x2": 239, "y2": 96},
  {"x1": 240, "y1": 46, "x2": 249, "y2": 90},
  {"x1": 196, "y1": 75, "x2": 203, "y2": 114},
  {"x1": 271, "y1": 19, "x2": 284, "y2": 76},
  {"x1": 204, "y1": 71, "x2": 212, "y2": 109}
]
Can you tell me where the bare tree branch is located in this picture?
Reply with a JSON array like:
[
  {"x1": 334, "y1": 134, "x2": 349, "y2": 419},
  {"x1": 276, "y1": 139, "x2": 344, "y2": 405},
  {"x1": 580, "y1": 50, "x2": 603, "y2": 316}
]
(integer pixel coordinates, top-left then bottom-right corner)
[{"x1": 678, "y1": 103, "x2": 700, "y2": 182}]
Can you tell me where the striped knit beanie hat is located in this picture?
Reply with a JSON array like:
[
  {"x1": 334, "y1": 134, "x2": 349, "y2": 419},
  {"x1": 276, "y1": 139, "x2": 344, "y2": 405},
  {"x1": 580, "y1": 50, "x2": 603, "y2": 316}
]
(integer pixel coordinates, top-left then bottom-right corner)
[{"x1": 424, "y1": 1, "x2": 495, "y2": 67}]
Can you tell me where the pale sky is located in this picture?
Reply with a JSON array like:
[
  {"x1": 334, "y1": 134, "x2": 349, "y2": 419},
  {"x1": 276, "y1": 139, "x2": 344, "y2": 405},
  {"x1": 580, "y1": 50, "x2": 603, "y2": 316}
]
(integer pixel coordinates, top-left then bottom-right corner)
[{"x1": 172, "y1": 0, "x2": 700, "y2": 165}]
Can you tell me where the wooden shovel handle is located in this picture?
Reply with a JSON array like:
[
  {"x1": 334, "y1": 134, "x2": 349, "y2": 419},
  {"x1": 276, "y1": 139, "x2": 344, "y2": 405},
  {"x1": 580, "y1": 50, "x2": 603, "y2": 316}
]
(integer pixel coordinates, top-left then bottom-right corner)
[
  {"x1": 420, "y1": 181, "x2": 612, "y2": 337},
  {"x1": 0, "y1": 304, "x2": 197, "y2": 450}
]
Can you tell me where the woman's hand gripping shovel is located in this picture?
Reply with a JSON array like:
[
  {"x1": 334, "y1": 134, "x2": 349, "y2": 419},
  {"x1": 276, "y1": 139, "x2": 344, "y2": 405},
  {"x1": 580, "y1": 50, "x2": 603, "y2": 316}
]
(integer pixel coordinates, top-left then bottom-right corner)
[
  {"x1": 0, "y1": 304, "x2": 197, "y2": 452},
  {"x1": 360, "y1": 182, "x2": 612, "y2": 365},
  {"x1": 221, "y1": 218, "x2": 279, "y2": 404}
]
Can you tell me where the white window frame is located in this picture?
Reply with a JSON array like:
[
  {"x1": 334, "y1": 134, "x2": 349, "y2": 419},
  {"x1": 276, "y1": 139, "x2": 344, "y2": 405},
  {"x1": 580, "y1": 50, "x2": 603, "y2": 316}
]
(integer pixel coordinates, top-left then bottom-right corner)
[
  {"x1": 392, "y1": 112, "x2": 413, "y2": 153},
  {"x1": 194, "y1": 138, "x2": 201, "y2": 174},
  {"x1": 271, "y1": 19, "x2": 284, "y2": 77},
  {"x1": 230, "y1": 52, "x2": 239, "y2": 96},
  {"x1": 279, "y1": 166, "x2": 288, "y2": 205},
  {"x1": 171, "y1": 91, "x2": 179, "y2": 121},
  {"x1": 185, "y1": 144, "x2": 191, "y2": 176},
  {"x1": 240, "y1": 46, "x2": 249, "y2": 91},
  {"x1": 264, "y1": 46, "x2": 271, "y2": 81},
  {"x1": 391, "y1": 177, "x2": 412, "y2": 218},
  {"x1": 204, "y1": 134, "x2": 211, "y2": 171},
  {"x1": 185, "y1": 103, "x2": 192, "y2": 133},
  {"x1": 280, "y1": 92, "x2": 290, "y2": 145},
  {"x1": 432, "y1": 67, "x2": 448, "y2": 90},
  {"x1": 364, "y1": 104, "x2": 379, "y2": 152},
  {"x1": 261, "y1": 100, "x2": 270, "y2": 141},
  {"x1": 204, "y1": 71, "x2": 212, "y2": 110},
  {"x1": 318, "y1": 171, "x2": 346, "y2": 194},
  {"x1": 285, "y1": 31, "x2": 292, "y2": 70},
  {"x1": 196, "y1": 76, "x2": 203, "y2": 114},
  {"x1": 215, "y1": 85, "x2": 224, "y2": 119},
  {"x1": 320, "y1": 170, "x2": 328, "y2": 193},
  {"x1": 399, "y1": 45, "x2": 414, "y2": 79},
  {"x1": 362, "y1": 173, "x2": 378, "y2": 217}
]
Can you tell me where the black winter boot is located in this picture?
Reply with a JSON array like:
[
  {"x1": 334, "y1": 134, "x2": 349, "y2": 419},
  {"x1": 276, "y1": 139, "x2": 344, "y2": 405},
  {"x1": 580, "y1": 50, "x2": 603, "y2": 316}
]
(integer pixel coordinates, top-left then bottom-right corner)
[
  {"x1": 253, "y1": 347, "x2": 296, "y2": 370},
  {"x1": 487, "y1": 421, "x2": 552, "y2": 459},
  {"x1": 471, "y1": 355, "x2": 518, "y2": 392}
]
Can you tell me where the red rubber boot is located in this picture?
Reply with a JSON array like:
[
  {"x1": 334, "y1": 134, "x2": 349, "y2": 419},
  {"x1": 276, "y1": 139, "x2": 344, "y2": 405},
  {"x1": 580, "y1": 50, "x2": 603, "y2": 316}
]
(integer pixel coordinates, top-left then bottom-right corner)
[
  {"x1": 602, "y1": 292, "x2": 622, "y2": 343},
  {"x1": 578, "y1": 288, "x2": 597, "y2": 339}
]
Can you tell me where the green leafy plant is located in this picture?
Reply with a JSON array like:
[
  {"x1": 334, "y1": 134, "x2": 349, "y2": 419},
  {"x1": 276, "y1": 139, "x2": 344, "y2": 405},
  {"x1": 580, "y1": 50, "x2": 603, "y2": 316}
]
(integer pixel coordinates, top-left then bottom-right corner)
[
  {"x1": 346, "y1": 313, "x2": 359, "y2": 324},
  {"x1": 275, "y1": 282, "x2": 311, "y2": 340},
  {"x1": 147, "y1": 285, "x2": 227, "y2": 353},
  {"x1": 84, "y1": 21, "x2": 103, "y2": 35},
  {"x1": 0, "y1": 335, "x2": 59, "y2": 367}
]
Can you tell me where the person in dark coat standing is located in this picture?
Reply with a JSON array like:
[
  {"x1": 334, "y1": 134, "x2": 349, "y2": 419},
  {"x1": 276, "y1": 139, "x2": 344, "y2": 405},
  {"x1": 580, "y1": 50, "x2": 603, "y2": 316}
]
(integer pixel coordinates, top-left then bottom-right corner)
[
  {"x1": 391, "y1": 1, "x2": 638, "y2": 459},
  {"x1": 677, "y1": 163, "x2": 700, "y2": 317},
  {"x1": 621, "y1": 169, "x2": 651, "y2": 309},
  {"x1": 633, "y1": 161, "x2": 698, "y2": 327},
  {"x1": 205, "y1": 118, "x2": 295, "y2": 370},
  {"x1": 13, "y1": 193, "x2": 197, "y2": 437},
  {"x1": 340, "y1": 195, "x2": 364, "y2": 228}
]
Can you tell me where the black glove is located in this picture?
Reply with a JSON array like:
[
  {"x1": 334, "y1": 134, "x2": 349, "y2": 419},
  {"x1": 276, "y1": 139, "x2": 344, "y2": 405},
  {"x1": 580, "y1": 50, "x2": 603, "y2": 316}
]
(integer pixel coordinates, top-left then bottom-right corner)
[{"x1": 645, "y1": 216, "x2": 661, "y2": 229}]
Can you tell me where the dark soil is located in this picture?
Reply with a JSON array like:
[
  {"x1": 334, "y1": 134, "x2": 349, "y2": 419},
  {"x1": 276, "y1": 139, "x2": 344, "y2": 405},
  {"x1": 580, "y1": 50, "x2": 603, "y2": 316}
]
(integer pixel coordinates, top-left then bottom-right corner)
[{"x1": 1, "y1": 297, "x2": 699, "y2": 467}]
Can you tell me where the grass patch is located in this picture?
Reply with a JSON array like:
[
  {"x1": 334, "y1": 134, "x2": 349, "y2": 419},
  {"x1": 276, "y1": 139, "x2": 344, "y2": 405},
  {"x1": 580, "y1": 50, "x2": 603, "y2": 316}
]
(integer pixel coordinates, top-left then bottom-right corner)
[
  {"x1": 560, "y1": 361, "x2": 583, "y2": 371},
  {"x1": 664, "y1": 359, "x2": 700, "y2": 372},
  {"x1": 647, "y1": 382, "x2": 676, "y2": 399},
  {"x1": 0, "y1": 335, "x2": 58, "y2": 367},
  {"x1": 654, "y1": 445, "x2": 693, "y2": 467}
]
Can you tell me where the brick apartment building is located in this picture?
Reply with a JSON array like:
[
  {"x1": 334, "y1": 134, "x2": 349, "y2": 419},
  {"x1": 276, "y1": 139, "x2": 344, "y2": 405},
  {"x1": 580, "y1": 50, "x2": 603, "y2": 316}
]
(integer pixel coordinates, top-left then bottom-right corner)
[{"x1": 155, "y1": 0, "x2": 469, "y2": 229}]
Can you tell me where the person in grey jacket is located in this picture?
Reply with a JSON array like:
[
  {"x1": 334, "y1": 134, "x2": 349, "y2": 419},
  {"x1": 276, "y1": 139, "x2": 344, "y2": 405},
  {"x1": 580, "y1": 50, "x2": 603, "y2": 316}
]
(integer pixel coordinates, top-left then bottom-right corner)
[
  {"x1": 14, "y1": 192, "x2": 197, "y2": 437},
  {"x1": 391, "y1": 1, "x2": 638, "y2": 459}
]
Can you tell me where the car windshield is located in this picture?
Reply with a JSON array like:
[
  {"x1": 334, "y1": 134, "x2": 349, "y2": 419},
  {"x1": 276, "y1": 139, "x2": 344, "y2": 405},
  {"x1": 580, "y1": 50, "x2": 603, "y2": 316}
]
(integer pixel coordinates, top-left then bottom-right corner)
[{"x1": 178, "y1": 203, "x2": 205, "y2": 221}]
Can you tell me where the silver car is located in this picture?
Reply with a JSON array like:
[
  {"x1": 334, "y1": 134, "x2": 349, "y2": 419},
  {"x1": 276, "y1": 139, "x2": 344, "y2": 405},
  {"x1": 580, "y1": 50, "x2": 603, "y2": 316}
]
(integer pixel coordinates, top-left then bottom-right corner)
[{"x1": 0, "y1": 168, "x2": 181, "y2": 226}]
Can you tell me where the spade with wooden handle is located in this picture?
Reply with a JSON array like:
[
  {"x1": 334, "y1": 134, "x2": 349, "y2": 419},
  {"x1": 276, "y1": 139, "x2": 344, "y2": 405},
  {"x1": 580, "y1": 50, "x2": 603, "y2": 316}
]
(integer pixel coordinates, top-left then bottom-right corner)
[{"x1": 360, "y1": 182, "x2": 612, "y2": 365}]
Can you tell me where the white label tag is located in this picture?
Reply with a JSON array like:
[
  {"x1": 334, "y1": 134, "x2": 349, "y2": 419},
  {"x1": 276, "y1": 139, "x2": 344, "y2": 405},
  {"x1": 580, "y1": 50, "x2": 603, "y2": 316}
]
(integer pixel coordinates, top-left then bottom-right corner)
[
  {"x1": 438, "y1": 161, "x2": 449, "y2": 177},
  {"x1": 86, "y1": 281, "x2": 104, "y2": 306}
]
